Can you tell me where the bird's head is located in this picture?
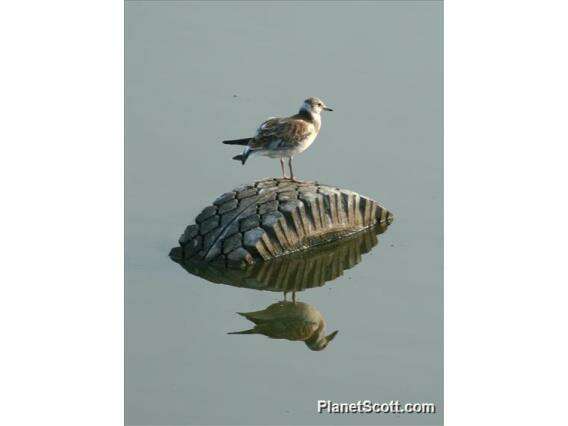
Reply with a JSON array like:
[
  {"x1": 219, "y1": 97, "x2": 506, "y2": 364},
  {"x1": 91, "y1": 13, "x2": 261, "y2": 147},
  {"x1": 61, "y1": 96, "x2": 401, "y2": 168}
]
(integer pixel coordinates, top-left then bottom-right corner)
[
  {"x1": 301, "y1": 97, "x2": 333, "y2": 115},
  {"x1": 305, "y1": 330, "x2": 339, "y2": 351}
]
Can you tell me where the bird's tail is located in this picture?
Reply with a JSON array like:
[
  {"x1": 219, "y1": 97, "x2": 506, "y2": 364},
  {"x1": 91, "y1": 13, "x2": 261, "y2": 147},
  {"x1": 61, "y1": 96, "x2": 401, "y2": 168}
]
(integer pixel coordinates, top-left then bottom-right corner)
[
  {"x1": 232, "y1": 147, "x2": 252, "y2": 165},
  {"x1": 227, "y1": 328, "x2": 257, "y2": 335},
  {"x1": 222, "y1": 138, "x2": 251, "y2": 145}
]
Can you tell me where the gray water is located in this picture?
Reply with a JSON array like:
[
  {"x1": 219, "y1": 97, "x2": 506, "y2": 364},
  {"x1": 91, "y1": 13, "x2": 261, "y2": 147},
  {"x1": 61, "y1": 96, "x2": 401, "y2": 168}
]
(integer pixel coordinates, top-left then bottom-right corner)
[{"x1": 126, "y1": 1, "x2": 443, "y2": 425}]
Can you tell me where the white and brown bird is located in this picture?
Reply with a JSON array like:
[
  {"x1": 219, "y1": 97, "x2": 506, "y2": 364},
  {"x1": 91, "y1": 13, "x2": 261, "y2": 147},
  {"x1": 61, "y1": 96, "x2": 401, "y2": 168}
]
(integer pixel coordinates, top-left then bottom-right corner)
[
  {"x1": 228, "y1": 300, "x2": 339, "y2": 351},
  {"x1": 222, "y1": 97, "x2": 333, "y2": 181}
]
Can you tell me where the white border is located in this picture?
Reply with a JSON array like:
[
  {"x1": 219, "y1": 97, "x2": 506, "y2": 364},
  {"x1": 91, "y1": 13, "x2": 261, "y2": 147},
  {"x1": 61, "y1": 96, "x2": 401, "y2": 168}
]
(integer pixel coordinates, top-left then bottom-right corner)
[
  {"x1": 0, "y1": 1, "x2": 123, "y2": 425},
  {"x1": 446, "y1": 1, "x2": 568, "y2": 425}
]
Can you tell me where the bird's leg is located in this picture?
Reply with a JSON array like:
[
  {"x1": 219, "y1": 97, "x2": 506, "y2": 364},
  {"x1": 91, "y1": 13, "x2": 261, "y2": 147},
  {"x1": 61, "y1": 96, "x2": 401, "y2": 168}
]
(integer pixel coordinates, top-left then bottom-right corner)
[
  {"x1": 292, "y1": 291, "x2": 297, "y2": 304},
  {"x1": 280, "y1": 158, "x2": 287, "y2": 179},
  {"x1": 288, "y1": 157, "x2": 301, "y2": 182},
  {"x1": 283, "y1": 291, "x2": 288, "y2": 301}
]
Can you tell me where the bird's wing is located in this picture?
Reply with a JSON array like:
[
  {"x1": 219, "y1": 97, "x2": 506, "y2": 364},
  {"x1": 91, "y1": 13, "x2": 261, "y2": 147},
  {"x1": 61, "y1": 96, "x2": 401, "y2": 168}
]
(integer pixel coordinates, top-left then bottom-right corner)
[
  {"x1": 238, "y1": 310, "x2": 273, "y2": 324},
  {"x1": 238, "y1": 304, "x2": 296, "y2": 324},
  {"x1": 254, "y1": 319, "x2": 319, "y2": 341},
  {"x1": 249, "y1": 117, "x2": 313, "y2": 150}
]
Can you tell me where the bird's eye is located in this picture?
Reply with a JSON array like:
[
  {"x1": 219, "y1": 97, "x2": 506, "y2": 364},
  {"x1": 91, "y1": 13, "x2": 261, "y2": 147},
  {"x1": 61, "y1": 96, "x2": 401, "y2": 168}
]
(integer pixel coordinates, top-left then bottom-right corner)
[{"x1": 318, "y1": 103, "x2": 322, "y2": 106}]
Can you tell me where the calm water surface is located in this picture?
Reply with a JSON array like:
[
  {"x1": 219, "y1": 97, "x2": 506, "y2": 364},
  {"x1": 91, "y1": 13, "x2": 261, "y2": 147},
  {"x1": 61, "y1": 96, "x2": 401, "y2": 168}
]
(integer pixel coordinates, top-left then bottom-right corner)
[{"x1": 126, "y1": 2, "x2": 442, "y2": 425}]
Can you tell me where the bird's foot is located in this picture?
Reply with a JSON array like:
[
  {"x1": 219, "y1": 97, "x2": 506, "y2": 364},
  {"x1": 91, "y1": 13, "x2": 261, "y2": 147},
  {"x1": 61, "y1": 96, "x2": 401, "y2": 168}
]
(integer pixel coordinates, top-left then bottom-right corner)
[{"x1": 288, "y1": 177, "x2": 303, "y2": 183}]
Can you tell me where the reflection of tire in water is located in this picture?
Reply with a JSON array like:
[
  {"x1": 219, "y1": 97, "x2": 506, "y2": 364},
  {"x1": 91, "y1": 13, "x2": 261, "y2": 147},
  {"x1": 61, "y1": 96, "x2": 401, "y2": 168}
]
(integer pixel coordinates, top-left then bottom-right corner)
[{"x1": 172, "y1": 222, "x2": 389, "y2": 293}]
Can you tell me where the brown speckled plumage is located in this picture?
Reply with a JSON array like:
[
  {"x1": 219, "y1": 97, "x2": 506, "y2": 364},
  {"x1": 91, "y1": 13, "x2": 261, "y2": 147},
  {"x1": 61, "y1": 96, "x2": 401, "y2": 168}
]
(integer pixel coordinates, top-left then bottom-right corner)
[{"x1": 222, "y1": 97, "x2": 333, "y2": 179}]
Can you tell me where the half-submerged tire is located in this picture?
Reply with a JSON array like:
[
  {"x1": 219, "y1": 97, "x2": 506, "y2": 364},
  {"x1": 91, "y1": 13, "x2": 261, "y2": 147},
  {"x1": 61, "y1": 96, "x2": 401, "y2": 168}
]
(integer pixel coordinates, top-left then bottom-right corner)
[{"x1": 169, "y1": 178, "x2": 393, "y2": 269}]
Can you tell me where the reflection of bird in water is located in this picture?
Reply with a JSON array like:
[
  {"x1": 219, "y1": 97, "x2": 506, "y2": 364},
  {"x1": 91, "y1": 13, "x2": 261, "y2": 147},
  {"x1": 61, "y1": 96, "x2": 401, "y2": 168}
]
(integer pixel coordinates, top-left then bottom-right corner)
[{"x1": 228, "y1": 299, "x2": 338, "y2": 351}]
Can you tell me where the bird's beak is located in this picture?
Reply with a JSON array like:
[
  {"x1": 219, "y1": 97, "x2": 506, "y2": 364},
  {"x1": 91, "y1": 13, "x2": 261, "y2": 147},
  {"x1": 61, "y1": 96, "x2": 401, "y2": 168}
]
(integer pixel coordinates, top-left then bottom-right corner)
[
  {"x1": 326, "y1": 330, "x2": 339, "y2": 342},
  {"x1": 323, "y1": 106, "x2": 333, "y2": 111}
]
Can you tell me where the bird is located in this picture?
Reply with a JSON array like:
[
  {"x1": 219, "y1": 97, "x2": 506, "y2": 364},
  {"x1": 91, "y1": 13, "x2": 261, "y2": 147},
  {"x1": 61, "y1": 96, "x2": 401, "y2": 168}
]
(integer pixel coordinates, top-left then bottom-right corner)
[
  {"x1": 222, "y1": 97, "x2": 333, "y2": 181},
  {"x1": 228, "y1": 300, "x2": 339, "y2": 351}
]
